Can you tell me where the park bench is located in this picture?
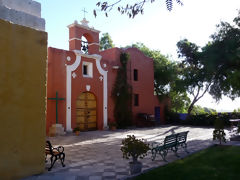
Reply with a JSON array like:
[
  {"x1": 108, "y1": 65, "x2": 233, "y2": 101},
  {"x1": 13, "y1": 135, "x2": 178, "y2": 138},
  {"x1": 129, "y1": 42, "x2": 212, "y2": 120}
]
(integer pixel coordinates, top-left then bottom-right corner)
[
  {"x1": 45, "y1": 140, "x2": 65, "y2": 171},
  {"x1": 151, "y1": 131, "x2": 189, "y2": 161}
]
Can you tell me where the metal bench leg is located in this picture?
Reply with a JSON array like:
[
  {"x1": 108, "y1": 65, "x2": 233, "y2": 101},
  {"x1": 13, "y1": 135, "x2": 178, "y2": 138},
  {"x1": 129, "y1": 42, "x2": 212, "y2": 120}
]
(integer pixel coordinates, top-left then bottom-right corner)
[
  {"x1": 172, "y1": 147, "x2": 179, "y2": 157},
  {"x1": 159, "y1": 150, "x2": 168, "y2": 162},
  {"x1": 182, "y1": 143, "x2": 189, "y2": 153},
  {"x1": 151, "y1": 149, "x2": 157, "y2": 161},
  {"x1": 59, "y1": 153, "x2": 65, "y2": 167},
  {"x1": 48, "y1": 156, "x2": 57, "y2": 171}
]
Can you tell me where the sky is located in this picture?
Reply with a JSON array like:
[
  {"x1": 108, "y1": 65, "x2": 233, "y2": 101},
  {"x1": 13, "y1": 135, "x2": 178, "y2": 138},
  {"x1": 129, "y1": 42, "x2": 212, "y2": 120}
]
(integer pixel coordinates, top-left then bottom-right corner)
[{"x1": 35, "y1": 0, "x2": 240, "y2": 112}]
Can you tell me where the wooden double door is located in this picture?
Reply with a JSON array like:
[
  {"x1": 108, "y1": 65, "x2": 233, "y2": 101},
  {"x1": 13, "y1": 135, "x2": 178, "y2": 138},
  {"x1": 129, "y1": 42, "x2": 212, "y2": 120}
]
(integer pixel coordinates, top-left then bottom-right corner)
[{"x1": 76, "y1": 92, "x2": 97, "y2": 131}]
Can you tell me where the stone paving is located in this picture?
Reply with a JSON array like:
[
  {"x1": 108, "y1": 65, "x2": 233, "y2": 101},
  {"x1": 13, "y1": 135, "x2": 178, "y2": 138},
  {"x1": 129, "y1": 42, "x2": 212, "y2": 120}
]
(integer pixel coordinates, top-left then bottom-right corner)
[{"x1": 23, "y1": 125, "x2": 222, "y2": 180}]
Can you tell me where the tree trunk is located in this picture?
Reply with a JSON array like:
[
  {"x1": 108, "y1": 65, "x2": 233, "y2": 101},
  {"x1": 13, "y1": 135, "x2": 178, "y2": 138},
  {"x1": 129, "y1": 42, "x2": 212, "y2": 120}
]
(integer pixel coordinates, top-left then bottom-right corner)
[{"x1": 186, "y1": 99, "x2": 197, "y2": 120}]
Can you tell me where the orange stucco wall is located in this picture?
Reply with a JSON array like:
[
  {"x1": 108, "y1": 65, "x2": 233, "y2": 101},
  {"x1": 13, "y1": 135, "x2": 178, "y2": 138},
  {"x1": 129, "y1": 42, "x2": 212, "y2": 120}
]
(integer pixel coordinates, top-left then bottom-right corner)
[{"x1": 0, "y1": 19, "x2": 47, "y2": 179}]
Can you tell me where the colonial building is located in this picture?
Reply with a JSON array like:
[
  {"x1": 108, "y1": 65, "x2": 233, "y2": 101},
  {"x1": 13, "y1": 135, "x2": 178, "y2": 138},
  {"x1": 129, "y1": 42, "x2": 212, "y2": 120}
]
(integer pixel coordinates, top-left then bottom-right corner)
[{"x1": 46, "y1": 18, "x2": 165, "y2": 135}]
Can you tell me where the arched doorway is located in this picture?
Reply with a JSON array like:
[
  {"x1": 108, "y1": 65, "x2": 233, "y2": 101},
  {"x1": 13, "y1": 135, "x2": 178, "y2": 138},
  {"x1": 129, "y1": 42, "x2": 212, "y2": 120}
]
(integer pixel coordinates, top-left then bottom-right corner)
[{"x1": 76, "y1": 92, "x2": 97, "y2": 131}]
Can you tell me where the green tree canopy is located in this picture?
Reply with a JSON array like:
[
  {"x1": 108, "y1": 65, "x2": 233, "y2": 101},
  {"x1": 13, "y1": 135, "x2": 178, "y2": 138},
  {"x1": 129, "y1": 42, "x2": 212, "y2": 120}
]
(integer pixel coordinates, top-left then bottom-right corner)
[
  {"x1": 176, "y1": 39, "x2": 213, "y2": 115},
  {"x1": 100, "y1": 32, "x2": 114, "y2": 50},
  {"x1": 201, "y1": 11, "x2": 240, "y2": 101}
]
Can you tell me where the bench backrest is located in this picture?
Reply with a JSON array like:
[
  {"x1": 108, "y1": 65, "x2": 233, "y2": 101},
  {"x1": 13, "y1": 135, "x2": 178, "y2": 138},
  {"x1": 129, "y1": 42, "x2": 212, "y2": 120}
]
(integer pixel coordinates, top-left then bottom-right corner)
[
  {"x1": 163, "y1": 131, "x2": 189, "y2": 147},
  {"x1": 164, "y1": 134, "x2": 177, "y2": 147},
  {"x1": 177, "y1": 131, "x2": 189, "y2": 144},
  {"x1": 46, "y1": 140, "x2": 53, "y2": 154}
]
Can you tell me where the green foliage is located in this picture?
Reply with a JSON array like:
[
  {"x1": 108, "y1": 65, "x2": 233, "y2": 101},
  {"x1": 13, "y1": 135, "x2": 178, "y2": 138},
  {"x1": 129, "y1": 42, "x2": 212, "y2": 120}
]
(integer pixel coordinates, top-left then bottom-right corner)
[
  {"x1": 133, "y1": 146, "x2": 240, "y2": 180},
  {"x1": 202, "y1": 11, "x2": 240, "y2": 101},
  {"x1": 112, "y1": 53, "x2": 132, "y2": 128},
  {"x1": 100, "y1": 32, "x2": 114, "y2": 50},
  {"x1": 121, "y1": 135, "x2": 150, "y2": 163},
  {"x1": 73, "y1": 126, "x2": 80, "y2": 132},
  {"x1": 166, "y1": 112, "x2": 240, "y2": 127},
  {"x1": 213, "y1": 116, "x2": 226, "y2": 145},
  {"x1": 170, "y1": 91, "x2": 190, "y2": 113},
  {"x1": 233, "y1": 108, "x2": 240, "y2": 113},
  {"x1": 176, "y1": 11, "x2": 240, "y2": 115},
  {"x1": 192, "y1": 105, "x2": 217, "y2": 115},
  {"x1": 177, "y1": 39, "x2": 212, "y2": 116}
]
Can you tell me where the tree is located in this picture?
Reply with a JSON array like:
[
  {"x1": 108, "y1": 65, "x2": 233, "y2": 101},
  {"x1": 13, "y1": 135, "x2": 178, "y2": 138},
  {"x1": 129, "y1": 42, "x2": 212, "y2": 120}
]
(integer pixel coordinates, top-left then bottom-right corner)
[
  {"x1": 100, "y1": 32, "x2": 115, "y2": 50},
  {"x1": 176, "y1": 11, "x2": 240, "y2": 115},
  {"x1": 94, "y1": 0, "x2": 183, "y2": 18},
  {"x1": 176, "y1": 39, "x2": 213, "y2": 116},
  {"x1": 201, "y1": 11, "x2": 240, "y2": 101}
]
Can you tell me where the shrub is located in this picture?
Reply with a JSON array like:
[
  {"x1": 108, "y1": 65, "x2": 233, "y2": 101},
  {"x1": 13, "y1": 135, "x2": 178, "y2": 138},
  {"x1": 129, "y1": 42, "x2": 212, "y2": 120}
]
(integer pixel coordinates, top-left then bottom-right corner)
[{"x1": 121, "y1": 135, "x2": 150, "y2": 163}]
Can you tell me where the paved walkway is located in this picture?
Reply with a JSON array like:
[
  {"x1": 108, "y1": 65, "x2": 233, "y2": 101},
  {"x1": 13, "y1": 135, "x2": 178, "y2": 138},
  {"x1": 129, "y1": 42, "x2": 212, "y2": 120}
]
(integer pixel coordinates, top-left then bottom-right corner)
[{"x1": 23, "y1": 125, "x2": 227, "y2": 180}]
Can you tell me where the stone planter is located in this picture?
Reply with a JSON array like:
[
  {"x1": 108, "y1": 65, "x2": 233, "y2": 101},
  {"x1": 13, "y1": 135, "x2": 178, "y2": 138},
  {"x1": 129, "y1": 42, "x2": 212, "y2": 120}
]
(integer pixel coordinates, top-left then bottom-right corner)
[{"x1": 129, "y1": 161, "x2": 142, "y2": 175}]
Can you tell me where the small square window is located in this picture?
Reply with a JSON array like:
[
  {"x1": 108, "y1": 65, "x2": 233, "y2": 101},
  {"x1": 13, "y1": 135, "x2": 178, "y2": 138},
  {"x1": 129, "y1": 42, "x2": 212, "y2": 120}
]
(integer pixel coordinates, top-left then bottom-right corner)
[
  {"x1": 134, "y1": 69, "x2": 138, "y2": 81},
  {"x1": 134, "y1": 94, "x2": 139, "y2": 106},
  {"x1": 82, "y1": 61, "x2": 93, "y2": 78},
  {"x1": 83, "y1": 65, "x2": 88, "y2": 75}
]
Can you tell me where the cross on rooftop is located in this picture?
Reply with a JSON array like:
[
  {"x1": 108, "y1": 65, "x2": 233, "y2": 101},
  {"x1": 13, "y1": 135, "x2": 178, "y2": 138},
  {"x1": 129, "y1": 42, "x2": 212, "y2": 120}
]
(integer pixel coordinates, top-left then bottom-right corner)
[{"x1": 82, "y1": 8, "x2": 88, "y2": 18}]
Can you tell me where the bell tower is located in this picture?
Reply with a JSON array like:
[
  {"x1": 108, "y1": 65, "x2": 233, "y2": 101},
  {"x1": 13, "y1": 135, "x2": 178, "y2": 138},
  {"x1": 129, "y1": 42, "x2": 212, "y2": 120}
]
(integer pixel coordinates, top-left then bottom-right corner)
[{"x1": 68, "y1": 18, "x2": 100, "y2": 54}]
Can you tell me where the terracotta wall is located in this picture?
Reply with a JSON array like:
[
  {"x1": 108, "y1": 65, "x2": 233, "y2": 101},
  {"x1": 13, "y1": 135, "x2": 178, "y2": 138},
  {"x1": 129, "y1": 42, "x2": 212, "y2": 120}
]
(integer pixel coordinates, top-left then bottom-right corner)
[
  {"x1": 46, "y1": 47, "x2": 74, "y2": 133},
  {"x1": 0, "y1": 19, "x2": 47, "y2": 179}
]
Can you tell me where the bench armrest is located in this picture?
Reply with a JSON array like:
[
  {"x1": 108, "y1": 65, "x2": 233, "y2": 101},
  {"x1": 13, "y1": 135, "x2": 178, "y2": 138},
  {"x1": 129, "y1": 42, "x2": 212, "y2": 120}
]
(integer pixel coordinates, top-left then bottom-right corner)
[
  {"x1": 57, "y1": 146, "x2": 64, "y2": 153},
  {"x1": 151, "y1": 142, "x2": 163, "y2": 148}
]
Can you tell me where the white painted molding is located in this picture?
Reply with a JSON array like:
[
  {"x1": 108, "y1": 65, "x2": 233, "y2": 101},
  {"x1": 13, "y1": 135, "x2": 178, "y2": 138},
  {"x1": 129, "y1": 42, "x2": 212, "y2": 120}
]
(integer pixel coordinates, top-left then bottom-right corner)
[
  {"x1": 66, "y1": 53, "x2": 81, "y2": 132},
  {"x1": 112, "y1": 66, "x2": 119, "y2": 69},
  {"x1": 95, "y1": 55, "x2": 108, "y2": 129},
  {"x1": 68, "y1": 38, "x2": 100, "y2": 46}
]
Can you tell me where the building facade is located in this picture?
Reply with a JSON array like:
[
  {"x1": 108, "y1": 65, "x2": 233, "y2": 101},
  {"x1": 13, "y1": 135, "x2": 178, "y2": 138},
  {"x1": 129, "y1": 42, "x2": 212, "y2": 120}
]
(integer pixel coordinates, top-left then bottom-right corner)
[{"x1": 46, "y1": 18, "x2": 166, "y2": 134}]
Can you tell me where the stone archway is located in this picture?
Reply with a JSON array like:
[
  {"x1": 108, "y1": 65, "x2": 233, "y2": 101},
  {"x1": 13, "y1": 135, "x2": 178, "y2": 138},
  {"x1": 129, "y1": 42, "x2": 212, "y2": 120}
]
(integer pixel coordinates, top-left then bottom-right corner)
[{"x1": 76, "y1": 92, "x2": 97, "y2": 131}]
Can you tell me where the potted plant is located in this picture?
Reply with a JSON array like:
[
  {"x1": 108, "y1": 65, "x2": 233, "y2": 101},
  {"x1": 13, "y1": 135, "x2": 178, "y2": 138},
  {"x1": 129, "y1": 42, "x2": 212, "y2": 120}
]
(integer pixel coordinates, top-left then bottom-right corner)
[
  {"x1": 108, "y1": 121, "x2": 117, "y2": 130},
  {"x1": 120, "y1": 135, "x2": 150, "y2": 175},
  {"x1": 73, "y1": 127, "x2": 80, "y2": 136},
  {"x1": 213, "y1": 117, "x2": 226, "y2": 145}
]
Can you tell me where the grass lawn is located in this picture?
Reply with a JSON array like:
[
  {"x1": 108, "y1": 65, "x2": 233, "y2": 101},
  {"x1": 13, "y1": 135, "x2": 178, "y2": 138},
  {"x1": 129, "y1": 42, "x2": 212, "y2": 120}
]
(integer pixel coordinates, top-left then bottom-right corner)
[{"x1": 133, "y1": 145, "x2": 240, "y2": 180}]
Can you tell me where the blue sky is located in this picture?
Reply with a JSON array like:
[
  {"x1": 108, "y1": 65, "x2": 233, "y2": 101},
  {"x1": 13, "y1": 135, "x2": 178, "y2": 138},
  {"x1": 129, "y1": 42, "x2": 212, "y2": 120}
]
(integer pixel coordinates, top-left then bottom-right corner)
[{"x1": 35, "y1": 0, "x2": 240, "y2": 111}]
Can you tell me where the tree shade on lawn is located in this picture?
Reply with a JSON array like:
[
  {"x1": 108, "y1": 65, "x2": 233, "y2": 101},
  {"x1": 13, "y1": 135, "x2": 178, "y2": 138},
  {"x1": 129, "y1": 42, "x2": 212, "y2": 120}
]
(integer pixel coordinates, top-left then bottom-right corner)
[{"x1": 133, "y1": 145, "x2": 240, "y2": 180}]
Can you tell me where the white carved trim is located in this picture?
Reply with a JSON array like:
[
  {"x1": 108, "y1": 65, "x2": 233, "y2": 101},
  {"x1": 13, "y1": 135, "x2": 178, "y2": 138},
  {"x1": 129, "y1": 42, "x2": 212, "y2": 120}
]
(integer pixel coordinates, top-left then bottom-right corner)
[
  {"x1": 88, "y1": 43, "x2": 99, "y2": 46},
  {"x1": 95, "y1": 55, "x2": 108, "y2": 129},
  {"x1": 66, "y1": 54, "x2": 81, "y2": 132},
  {"x1": 67, "y1": 56, "x2": 71, "y2": 61},
  {"x1": 86, "y1": 85, "x2": 91, "y2": 91},
  {"x1": 112, "y1": 66, "x2": 119, "y2": 69},
  {"x1": 68, "y1": 38, "x2": 99, "y2": 46}
]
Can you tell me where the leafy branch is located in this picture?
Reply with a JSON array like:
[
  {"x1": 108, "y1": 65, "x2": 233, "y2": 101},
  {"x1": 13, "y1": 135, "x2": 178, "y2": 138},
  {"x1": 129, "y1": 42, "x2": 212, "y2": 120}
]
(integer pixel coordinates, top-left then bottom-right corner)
[{"x1": 94, "y1": 0, "x2": 183, "y2": 18}]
